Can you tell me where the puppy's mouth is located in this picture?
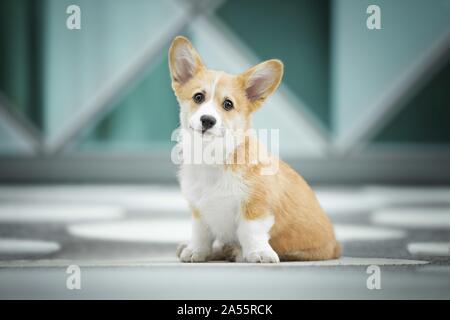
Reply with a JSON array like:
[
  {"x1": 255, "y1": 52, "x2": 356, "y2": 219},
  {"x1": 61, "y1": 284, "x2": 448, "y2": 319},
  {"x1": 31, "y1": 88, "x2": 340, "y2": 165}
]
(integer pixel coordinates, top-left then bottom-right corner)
[
  {"x1": 189, "y1": 125, "x2": 222, "y2": 137},
  {"x1": 189, "y1": 125, "x2": 204, "y2": 134}
]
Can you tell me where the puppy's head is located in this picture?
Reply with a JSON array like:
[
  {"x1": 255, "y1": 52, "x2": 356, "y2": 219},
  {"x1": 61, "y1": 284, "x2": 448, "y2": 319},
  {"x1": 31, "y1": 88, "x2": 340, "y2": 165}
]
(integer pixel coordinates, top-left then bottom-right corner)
[{"x1": 169, "y1": 36, "x2": 283, "y2": 138}]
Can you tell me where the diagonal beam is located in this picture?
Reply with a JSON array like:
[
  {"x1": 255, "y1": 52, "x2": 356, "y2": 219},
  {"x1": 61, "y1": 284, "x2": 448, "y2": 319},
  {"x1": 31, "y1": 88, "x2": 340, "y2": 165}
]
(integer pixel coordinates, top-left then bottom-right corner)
[
  {"x1": 44, "y1": 0, "x2": 224, "y2": 154},
  {"x1": 334, "y1": 27, "x2": 450, "y2": 154},
  {"x1": 0, "y1": 93, "x2": 42, "y2": 154}
]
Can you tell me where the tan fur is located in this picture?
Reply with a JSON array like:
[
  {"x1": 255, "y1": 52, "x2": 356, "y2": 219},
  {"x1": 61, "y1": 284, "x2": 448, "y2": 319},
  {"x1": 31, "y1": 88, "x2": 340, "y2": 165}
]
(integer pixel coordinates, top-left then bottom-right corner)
[
  {"x1": 228, "y1": 137, "x2": 340, "y2": 260},
  {"x1": 169, "y1": 36, "x2": 341, "y2": 261}
]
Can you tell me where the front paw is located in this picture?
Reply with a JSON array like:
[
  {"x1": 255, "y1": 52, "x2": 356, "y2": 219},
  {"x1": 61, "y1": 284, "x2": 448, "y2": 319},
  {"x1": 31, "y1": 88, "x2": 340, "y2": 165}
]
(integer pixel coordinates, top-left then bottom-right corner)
[
  {"x1": 178, "y1": 245, "x2": 211, "y2": 263},
  {"x1": 244, "y1": 248, "x2": 280, "y2": 263}
]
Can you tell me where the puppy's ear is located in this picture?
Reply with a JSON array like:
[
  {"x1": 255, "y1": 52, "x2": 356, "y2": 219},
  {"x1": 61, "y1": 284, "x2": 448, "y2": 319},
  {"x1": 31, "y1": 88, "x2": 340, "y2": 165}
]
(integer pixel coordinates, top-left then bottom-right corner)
[
  {"x1": 169, "y1": 36, "x2": 205, "y2": 85},
  {"x1": 239, "y1": 59, "x2": 283, "y2": 110}
]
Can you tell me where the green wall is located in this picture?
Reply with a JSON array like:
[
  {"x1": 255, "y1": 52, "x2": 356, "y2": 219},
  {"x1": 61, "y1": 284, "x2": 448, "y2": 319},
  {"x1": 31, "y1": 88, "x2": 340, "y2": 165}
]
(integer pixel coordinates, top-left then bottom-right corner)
[
  {"x1": 0, "y1": 0, "x2": 449, "y2": 154},
  {"x1": 0, "y1": 0, "x2": 42, "y2": 128},
  {"x1": 42, "y1": 0, "x2": 184, "y2": 139},
  {"x1": 217, "y1": 0, "x2": 331, "y2": 128},
  {"x1": 80, "y1": 54, "x2": 179, "y2": 150},
  {"x1": 374, "y1": 59, "x2": 450, "y2": 143},
  {"x1": 332, "y1": 0, "x2": 450, "y2": 142}
]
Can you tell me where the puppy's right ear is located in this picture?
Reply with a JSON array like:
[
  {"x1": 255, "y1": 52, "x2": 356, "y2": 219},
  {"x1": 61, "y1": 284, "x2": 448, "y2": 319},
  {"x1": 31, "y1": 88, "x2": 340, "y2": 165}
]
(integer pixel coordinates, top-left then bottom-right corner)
[{"x1": 169, "y1": 36, "x2": 205, "y2": 85}]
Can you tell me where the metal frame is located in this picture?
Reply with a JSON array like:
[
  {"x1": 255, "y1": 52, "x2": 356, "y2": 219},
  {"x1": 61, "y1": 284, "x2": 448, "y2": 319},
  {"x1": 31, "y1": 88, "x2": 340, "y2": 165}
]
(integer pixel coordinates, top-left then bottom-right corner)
[
  {"x1": 0, "y1": 151, "x2": 449, "y2": 184},
  {"x1": 334, "y1": 28, "x2": 450, "y2": 155},
  {"x1": 0, "y1": 93, "x2": 42, "y2": 154}
]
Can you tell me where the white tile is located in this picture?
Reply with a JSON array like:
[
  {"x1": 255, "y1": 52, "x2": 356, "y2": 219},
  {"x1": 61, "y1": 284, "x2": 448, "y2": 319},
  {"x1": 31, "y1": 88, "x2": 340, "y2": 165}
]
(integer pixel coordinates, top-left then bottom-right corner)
[
  {"x1": 68, "y1": 220, "x2": 406, "y2": 244},
  {"x1": 407, "y1": 242, "x2": 450, "y2": 256},
  {"x1": 0, "y1": 185, "x2": 188, "y2": 212},
  {"x1": 0, "y1": 239, "x2": 60, "y2": 255},
  {"x1": 372, "y1": 208, "x2": 450, "y2": 229},
  {"x1": 315, "y1": 188, "x2": 382, "y2": 214},
  {"x1": 285, "y1": 186, "x2": 450, "y2": 216},
  {"x1": 365, "y1": 186, "x2": 450, "y2": 205},
  {"x1": 335, "y1": 224, "x2": 406, "y2": 241},
  {"x1": 68, "y1": 219, "x2": 191, "y2": 243},
  {"x1": 0, "y1": 204, "x2": 125, "y2": 223}
]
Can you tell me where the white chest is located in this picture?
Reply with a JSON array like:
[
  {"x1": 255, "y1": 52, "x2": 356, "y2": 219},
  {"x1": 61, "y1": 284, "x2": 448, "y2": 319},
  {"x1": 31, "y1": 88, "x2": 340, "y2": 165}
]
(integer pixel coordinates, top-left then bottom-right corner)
[{"x1": 179, "y1": 164, "x2": 248, "y2": 243}]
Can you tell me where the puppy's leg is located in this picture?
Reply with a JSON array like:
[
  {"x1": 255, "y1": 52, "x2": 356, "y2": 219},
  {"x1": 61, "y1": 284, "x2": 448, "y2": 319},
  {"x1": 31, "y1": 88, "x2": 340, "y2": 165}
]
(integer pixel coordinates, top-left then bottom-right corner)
[
  {"x1": 178, "y1": 217, "x2": 213, "y2": 262},
  {"x1": 237, "y1": 215, "x2": 279, "y2": 263}
]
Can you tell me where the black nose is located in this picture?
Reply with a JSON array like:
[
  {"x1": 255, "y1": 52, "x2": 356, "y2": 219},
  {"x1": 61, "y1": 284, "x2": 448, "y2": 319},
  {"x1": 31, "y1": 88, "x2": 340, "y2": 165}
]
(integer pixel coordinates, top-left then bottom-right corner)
[{"x1": 200, "y1": 115, "x2": 216, "y2": 132}]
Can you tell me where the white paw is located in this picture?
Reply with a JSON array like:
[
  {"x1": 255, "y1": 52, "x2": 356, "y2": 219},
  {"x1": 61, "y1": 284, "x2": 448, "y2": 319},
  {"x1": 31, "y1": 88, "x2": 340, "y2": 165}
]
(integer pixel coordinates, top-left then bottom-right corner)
[
  {"x1": 179, "y1": 246, "x2": 211, "y2": 263},
  {"x1": 176, "y1": 242, "x2": 188, "y2": 258},
  {"x1": 244, "y1": 248, "x2": 280, "y2": 263}
]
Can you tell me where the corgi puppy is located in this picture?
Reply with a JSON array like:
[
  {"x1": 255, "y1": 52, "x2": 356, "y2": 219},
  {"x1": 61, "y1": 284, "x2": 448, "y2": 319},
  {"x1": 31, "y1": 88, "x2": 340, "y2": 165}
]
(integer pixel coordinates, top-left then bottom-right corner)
[{"x1": 169, "y1": 36, "x2": 340, "y2": 263}]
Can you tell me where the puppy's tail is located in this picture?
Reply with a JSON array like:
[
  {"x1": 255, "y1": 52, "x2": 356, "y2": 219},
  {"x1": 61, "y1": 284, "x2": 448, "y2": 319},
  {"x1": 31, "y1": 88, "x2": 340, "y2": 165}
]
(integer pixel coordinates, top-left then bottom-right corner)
[
  {"x1": 279, "y1": 240, "x2": 342, "y2": 261},
  {"x1": 333, "y1": 241, "x2": 342, "y2": 259}
]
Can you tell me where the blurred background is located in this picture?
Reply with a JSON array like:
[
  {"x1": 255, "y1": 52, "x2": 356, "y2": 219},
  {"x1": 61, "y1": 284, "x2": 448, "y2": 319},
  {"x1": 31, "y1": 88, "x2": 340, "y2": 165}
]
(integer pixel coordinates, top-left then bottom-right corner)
[
  {"x1": 0, "y1": 0, "x2": 449, "y2": 183},
  {"x1": 0, "y1": 0, "x2": 449, "y2": 299}
]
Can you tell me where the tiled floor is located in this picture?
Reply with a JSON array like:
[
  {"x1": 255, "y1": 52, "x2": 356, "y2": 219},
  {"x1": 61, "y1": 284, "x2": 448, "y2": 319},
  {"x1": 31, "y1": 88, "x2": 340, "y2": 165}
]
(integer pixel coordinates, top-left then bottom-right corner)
[{"x1": 0, "y1": 184, "x2": 449, "y2": 299}]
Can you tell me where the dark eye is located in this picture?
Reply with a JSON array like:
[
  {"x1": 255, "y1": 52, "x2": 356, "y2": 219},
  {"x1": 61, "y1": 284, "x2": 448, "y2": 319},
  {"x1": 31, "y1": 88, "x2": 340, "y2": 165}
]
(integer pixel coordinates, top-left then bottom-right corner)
[
  {"x1": 223, "y1": 99, "x2": 234, "y2": 111},
  {"x1": 193, "y1": 92, "x2": 205, "y2": 104}
]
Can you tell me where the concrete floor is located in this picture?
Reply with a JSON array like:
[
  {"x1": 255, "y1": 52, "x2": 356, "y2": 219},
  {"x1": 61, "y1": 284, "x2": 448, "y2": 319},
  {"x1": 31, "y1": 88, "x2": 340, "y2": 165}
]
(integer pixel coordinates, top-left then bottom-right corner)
[{"x1": 0, "y1": 184, "x2": 449, "y2": 299}]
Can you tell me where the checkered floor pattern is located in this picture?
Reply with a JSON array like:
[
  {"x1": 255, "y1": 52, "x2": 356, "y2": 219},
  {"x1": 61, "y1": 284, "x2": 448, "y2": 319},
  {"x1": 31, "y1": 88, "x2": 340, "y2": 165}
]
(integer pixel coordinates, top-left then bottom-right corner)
[{"x1": 0, "y1": 185, "x2": 449, "y2": 299}]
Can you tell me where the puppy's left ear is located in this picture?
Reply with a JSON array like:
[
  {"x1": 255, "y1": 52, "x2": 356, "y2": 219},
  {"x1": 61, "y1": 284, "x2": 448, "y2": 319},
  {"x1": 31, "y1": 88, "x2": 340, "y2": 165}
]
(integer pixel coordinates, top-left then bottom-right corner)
[
  {"x1": 169, "y1": 36, "x2": 205, "y2": 86},
  {"x1": 239, "y1": 59, "x2": 283, "y2": 110}
]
